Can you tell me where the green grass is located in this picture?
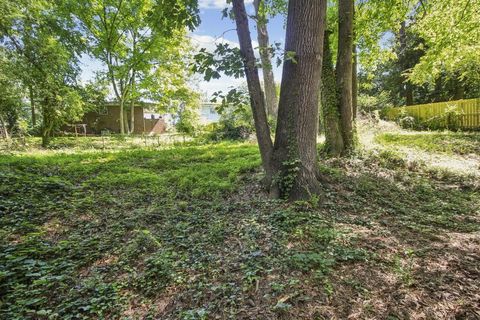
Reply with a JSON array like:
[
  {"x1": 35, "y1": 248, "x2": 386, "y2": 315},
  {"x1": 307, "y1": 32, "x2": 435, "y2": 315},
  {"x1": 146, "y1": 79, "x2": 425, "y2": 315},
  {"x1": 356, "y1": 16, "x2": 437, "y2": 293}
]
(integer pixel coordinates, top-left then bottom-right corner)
[
  {"x1": 0, "y1": 142, "x2": 264, "y2": 319},
  {"x1": 1, "y1": 136, "x2": 479, "y2": 319},
  {"x1": 375, "y1": 131, "x2": 480, "y2": 155}
]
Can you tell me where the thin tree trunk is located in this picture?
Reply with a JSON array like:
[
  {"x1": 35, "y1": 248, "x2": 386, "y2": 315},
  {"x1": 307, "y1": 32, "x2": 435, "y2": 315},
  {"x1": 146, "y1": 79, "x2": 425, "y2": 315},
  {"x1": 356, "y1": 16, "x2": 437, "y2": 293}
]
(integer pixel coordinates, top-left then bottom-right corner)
[
  {"x1": 453, "y1": 75, "x2": 464, "y2": 100},
  {"x1": 41, "y1": 97, "x2": 54, "y2": 148},
  {"x1": 106, "y1": 55, "x2": 125, "y2": 134},
  {"x1": 123, "y1": 107, "x2": 130, "y2": 134},
  {"x1": 337, "y1": 0, "x2": 355, "y2": 152},
  {"x1": 253, "y1": 0, "x2": 278, "y2": 117},
  {"x1": 272, "y1": 0, "x2": 327, "y2": 200},
  {"x1": 119, "y1": 98, "x2": 125, "y2": 134},
  {"x1": 129, "y1": 34, "x2": 137, "y2": 134},
  {"x1": 352, "y1": 37, "x2": 358, "y2": 119},
  {"x1": 29, "y1": 85, "x2": 36, "y2": 126},
  {"x1": 129, "y1": 71, "x2": 136, "y2": 134},
  {"x1": 434, "y1": 77, "x2": 442, "y2": 102},
  {"x1": 321, "y1": 30, "x2": 344, "y2": 156},
  {"x1": 232, "y1": 0, "x2": 274, "y2": 183},
  {"x1": 406, "y1": 83, "x2": 414, "y2": 105},
  {"x1": 0, "y1": 115, "x2": 9, "y2": 140},
  {"x1": 352, "y1": 3, "x2": 358, "y2": 119},
  {"x1": 130, "y1": 103, "x2": 135, "y2": 134}
]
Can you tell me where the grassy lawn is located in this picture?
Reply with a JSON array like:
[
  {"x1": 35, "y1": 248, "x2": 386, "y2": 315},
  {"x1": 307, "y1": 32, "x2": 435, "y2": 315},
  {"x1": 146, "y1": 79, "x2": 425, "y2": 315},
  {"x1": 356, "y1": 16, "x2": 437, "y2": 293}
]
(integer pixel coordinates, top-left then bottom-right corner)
[
  {"x1": 376, "y1": 131, "x2": 480, "y2": 155},
  {"x1": 1, "y1": 134, "x2": 479, "y2": 319}
]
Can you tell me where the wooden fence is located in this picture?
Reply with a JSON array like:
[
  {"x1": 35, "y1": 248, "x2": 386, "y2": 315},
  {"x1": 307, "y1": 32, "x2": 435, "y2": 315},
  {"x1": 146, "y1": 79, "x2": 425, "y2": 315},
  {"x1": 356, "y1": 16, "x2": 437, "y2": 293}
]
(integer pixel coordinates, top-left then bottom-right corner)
[{"x1": 383, "y1": 98, "x2": 480, "y2": 130}]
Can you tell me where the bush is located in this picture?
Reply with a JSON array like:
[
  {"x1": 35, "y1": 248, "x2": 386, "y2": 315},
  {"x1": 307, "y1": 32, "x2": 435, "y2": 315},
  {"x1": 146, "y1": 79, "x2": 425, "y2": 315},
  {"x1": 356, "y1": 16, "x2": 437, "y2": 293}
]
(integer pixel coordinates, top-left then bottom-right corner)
[
  {"x1": 395, "y1": 104, "x2": 464, "y2": 131},
  {"x1": 423, "y1": 105, "x2": 463, "y2": 131},
  {"x1": 202, "y1": 104, "x2": 254, "y2": 142},
  {"x1": 358, "y1": 92, "x2": 393, "y2": 115}
]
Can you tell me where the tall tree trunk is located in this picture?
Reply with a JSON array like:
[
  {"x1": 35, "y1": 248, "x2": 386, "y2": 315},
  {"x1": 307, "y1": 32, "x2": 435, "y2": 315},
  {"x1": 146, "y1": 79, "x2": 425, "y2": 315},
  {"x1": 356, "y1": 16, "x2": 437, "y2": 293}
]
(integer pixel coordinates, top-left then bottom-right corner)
[
  {"x1": 29, "y1": 85, "x2": 36, "y2": 126},
  {"x1": 123, "y1": 107, "x2": 130, "y2": 134},
  {"x1": 130, "y1": 103, "x2": 135, "y2": 134},
  {"x1": 321, "y1": 30, "x2": 344, "y2": 156},
  {"x1": 453, "y1": 75, "x2": 464, "y2": 100},
  {"x1": 352, "y1": 46, "x2": 358, "y2": 118},
  {"x1": 337, "y1": 0, "x2": 355, "y2": 152},
  {"x1": 129, "y1": 71, "x2": 136, "y2": 134},
  {"x1": 232, "y1": 0, "x2": 274, "y2": 183},
  {"x1": 253, "y1": 0, "x2": 278, "y2": 117},
  {"x1": 41, "y1": 97, "x2": 54, "y2": 148},
  {"x1": 405, "y1": 82, "x2": 414, "y2": 105},
  {"x1": 0, "y1": 115, "x2": 10, "y2": 140},
  {"x1": 119, "y1": 99, "x2": 125, "y2": 134},
  {"x1": 352, "y1": 43, "x2": 358, "y2": 119},
  {"x1": 433, "y1": 76, "x2": 443, "y2": 102},
  {"x1": 352, "y1": 3, "x2": 358, "y2": 120},
  {"x1": 272, "y1": 0, "x2": 327, "y2": 200}
]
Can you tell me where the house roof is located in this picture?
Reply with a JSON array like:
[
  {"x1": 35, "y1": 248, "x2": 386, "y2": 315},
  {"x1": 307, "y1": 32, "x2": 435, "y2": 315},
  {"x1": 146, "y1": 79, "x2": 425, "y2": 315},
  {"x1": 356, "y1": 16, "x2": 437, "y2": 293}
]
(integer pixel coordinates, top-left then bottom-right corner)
[{"x1": 104, "y1": 101, "x2": 158, "y2": 108}]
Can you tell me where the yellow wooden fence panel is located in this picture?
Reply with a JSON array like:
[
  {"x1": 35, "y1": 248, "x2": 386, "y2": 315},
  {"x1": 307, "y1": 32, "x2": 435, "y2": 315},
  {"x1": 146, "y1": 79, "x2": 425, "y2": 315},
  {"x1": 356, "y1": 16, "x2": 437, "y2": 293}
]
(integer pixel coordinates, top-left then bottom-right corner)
[{"x1": 383, "y1": 98, "x2": 480, "y2": 130}]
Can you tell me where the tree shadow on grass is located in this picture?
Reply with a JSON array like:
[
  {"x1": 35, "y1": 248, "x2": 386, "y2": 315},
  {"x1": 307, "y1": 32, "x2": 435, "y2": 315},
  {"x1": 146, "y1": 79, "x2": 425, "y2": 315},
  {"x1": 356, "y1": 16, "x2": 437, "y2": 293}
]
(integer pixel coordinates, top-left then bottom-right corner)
[{"x1": 306, "y1": 156, "x2": 480, "y2": 319}]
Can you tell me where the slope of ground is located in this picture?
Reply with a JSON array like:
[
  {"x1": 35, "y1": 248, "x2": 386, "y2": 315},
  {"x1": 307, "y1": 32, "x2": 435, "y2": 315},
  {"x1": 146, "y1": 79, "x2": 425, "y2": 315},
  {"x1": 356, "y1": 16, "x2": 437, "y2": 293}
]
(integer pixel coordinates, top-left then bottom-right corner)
[{"x1": 1, "y1": 129, "x2": 479, "y2": 319}]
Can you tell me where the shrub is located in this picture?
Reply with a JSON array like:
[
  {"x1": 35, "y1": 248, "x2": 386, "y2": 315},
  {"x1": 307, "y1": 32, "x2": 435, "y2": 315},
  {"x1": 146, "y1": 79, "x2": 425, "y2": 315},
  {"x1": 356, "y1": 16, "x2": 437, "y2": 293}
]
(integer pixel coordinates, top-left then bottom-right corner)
[
  {"x1": 203, "y1": 104, "x2": 254, "y2": 141},
  {"x1": 423, "y1": 105, "x2": 463, "y2": 131},
  {"x1": 358, "y1": 92, "x2": 393, "y2": 115}
]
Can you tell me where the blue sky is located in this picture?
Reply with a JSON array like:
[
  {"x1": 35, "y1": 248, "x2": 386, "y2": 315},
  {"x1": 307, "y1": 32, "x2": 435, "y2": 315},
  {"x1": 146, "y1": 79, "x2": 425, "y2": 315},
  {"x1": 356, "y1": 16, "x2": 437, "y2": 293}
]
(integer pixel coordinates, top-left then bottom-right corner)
[
  {"x1": 191, "y1": 1, "x2": 285, "y2": 97},
  {"x1": 80, "y1": 1, "x2": 286, "y2": 99}
]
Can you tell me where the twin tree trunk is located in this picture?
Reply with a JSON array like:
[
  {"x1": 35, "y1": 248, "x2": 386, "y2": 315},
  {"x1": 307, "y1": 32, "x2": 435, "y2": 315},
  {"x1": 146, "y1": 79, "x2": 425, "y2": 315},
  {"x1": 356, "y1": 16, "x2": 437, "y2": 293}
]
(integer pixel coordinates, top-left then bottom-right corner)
[
  {"x1": 336, "y1": 0, "x2": 355, "y2": 152},
  {"x1": 321, "y1": 30, "x2": 344, "y2": 156},
  {"x1": 233, "y1": 0, "x2": 327, "y2": 200},
  {"x1": 253, "y1": 0, "x2": 278, "y2": 117},
  {"x1": 232, "y1": 0, "x2": 274, "y2": 181},
  {"x1": 322, "y1": 0, "x2": 356, "y2": 156}
]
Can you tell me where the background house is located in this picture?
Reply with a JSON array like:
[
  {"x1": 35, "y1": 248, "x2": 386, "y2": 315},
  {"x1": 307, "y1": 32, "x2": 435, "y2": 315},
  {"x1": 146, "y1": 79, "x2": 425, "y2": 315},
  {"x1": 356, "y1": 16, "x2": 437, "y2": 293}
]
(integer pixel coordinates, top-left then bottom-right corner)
[
  {"x1": 80, "y1": 103, "x2": 167, "y2": 135},
  {"x1": 66, "y1": 101, "x2": 221, "y2": 135}
]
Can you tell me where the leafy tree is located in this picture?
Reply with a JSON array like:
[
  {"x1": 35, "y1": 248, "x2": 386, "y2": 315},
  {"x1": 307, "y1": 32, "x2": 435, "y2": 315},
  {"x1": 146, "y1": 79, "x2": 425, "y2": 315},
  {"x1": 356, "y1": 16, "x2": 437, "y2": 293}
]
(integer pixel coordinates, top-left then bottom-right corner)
[
  {"x1": 230, "y1": 0, "x2": 329, "y2": 200},
  {"x1": 336, "y1": 0, "x2": 355, "y2": 153},
  {"x1": 0, "y1": 51, "x2": 24, "y2": 140},
  {"x1": 409, "y1": 0, "x2": 480, "y2": 86},
  {"x1": 175, "y1": 101, "x2": 200, "y2": 136},
  {"x1": 71, "y1": 0, "x2": 200, "y2": 134},
  {"x1": 0, "y1": 0, "x2": 86, "y2": 146}
]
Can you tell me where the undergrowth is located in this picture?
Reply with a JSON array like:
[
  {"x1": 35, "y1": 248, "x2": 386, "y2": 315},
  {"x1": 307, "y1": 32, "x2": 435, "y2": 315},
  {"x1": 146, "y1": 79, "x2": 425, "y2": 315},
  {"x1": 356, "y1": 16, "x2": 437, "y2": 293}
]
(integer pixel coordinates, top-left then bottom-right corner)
[{"x1": 1, "y1": 135, "x2": 479, "y2": 319}]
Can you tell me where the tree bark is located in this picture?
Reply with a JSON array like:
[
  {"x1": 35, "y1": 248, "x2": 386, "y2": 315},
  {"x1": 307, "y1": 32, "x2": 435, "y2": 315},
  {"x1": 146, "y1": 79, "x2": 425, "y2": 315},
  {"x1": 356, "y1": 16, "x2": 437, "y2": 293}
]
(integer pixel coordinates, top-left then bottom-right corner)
[
  {"x1": 29, "y1": 85, "x2": 36, "y2": 126},
  {"x1": 253, "y1": 0, "x2": 278, "y2": 117},
  {"x1": 129, "y1": 72, "x2": 136, "y2": 134},
  {"x1": 321, "y1": 30, "x2": 344, "y2": 156},
  {"x1": 119, "y1": 98, "x2": 126, "y2": 134},
  {"x1": 336, "y1": 0, "x2": 355, "y2": 152},
  {"x1": 453, "y1": 75, "x2": 464, "y2": 100},
  {"x1": 352, "y1": 40, "x2": 358, "y2": 119},
  {"x1": 41, "y1": 96, "x2": 54, "y2": 148},
  {"x1": 0, "y1": 115, "x2": 10, "y2": 140},
  {"x1": 123, "y1": 106, "x2": 130, "y2": 134},
  {"x1": 272, "y1": 0, "x2": 327, "y2": 200},
  {"x1": 232, "y1": 0, "x2": 274, "y2": 182},
  {"x1": 405, "y1": 82, "x2": 414, "y2": 105},
  {"x1": 130, "y1": 103, "x2": 135, "y2": 133}
]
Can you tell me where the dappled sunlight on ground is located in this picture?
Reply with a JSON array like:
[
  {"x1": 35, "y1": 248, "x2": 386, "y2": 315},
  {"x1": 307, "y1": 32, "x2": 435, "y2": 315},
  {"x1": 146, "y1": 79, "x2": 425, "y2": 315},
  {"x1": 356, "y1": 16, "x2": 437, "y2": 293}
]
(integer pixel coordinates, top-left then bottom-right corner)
[
  {"x1": 359, "y1": 118, "x2": 480, "y2": 180},
  {"x1": 1, "y1": 125, "x2": 479, "y2": 319}
]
